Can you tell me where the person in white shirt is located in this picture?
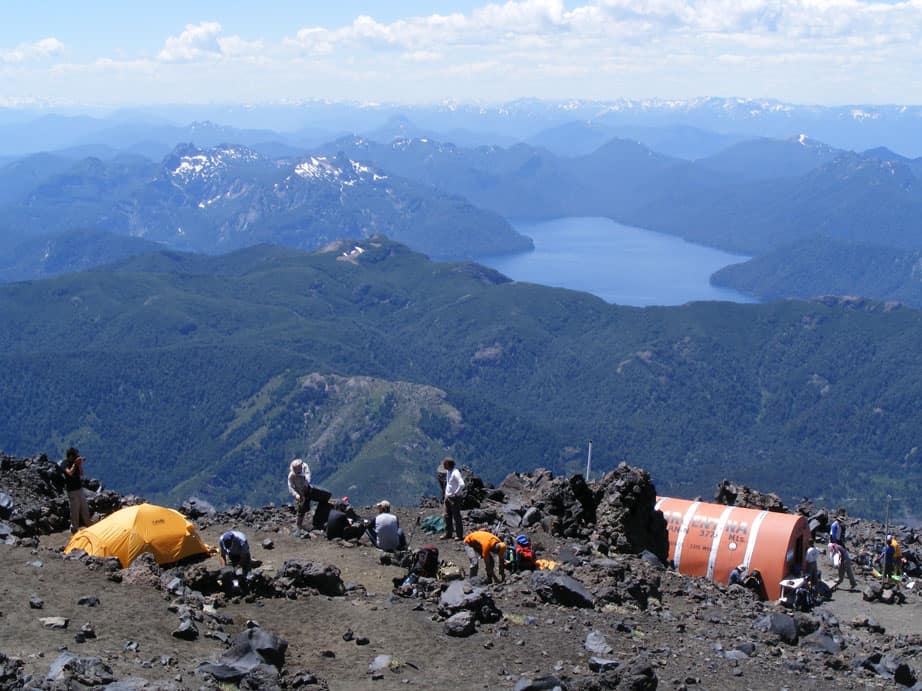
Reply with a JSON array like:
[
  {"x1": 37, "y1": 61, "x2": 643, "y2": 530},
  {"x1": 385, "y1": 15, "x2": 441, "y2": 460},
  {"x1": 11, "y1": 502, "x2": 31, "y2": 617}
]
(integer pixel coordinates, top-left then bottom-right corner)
[
  {"x1": 442, "y1": 457, "x2": 465, "y2": 540},
  {"x1": 367, "y1": 500, "x2": 406, "y2": 552},
  {"x1": 287, "y1": 458, "x2": 311, "y2": 531},
  {"x1": 804, "y1": 539, "x2": 820, "y2": 581}
]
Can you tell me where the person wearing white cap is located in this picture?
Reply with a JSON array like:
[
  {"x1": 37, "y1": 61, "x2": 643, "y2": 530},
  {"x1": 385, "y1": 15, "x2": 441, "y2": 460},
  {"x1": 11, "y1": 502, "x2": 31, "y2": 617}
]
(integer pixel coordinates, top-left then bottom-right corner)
[
  {"x1": 728, "y1": 563, "x2": 747, "y2": 586},
  {"x1": 287, "y1": 458, "x2": 312, "y2": 531}
]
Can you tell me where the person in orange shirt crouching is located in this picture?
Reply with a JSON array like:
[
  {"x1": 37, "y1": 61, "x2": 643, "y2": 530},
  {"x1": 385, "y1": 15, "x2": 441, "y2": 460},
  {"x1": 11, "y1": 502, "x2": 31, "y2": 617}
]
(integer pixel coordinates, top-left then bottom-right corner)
[{"x1": 463, "y1": 530, "x2": 506, "y2": 583}]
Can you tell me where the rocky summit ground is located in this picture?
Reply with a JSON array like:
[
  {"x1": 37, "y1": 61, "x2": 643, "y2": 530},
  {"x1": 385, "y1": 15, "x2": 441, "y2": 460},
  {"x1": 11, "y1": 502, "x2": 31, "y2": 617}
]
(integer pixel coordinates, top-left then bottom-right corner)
[{"x1": 1, "y1": 453, "x2": 921, "y2": 690}]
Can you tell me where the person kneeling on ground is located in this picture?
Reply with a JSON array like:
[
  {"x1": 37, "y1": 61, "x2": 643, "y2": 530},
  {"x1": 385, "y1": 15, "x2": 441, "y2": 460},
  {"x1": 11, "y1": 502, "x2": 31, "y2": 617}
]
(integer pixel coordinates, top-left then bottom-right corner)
[
  {"x1": 463, "y1": 530, "x2": 506, "y2": 584},
  {"x1": 325, "y1": 499, "x2": 365, "y2": 541},
  {"x1": 219, "y1": 529, "x2": 252, "y2": 575},
  {"x1": 367, "y1": 500, "x2": 407, "y2": 552}
]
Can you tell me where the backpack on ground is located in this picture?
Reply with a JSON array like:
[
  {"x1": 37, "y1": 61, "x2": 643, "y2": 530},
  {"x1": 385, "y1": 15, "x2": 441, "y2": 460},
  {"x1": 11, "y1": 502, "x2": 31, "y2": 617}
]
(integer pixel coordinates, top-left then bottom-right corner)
[
  {"x1": 793, "y1": 585, "x2": 815, "y2": 612},
  {"x1": 411, "y1": 544, "x2": 439, "y2": 578}
]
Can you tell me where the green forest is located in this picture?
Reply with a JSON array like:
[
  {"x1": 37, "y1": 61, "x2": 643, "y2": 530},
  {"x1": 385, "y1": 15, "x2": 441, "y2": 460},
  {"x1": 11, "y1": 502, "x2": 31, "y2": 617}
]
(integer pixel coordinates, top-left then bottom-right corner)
[{"x1": 1, "y1": 239, "x2": 920, "y2": 520}]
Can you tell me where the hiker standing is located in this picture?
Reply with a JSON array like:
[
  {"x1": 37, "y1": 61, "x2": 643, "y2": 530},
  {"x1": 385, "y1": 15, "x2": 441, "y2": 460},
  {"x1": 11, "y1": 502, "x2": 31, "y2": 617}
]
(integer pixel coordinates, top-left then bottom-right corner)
[
  {"x1": 827, "y1": 542, "x2": 857, "y2": 591},
  {"x1": 463, "y1": 530, "x2": 506, "y2": 583},
  {"x1": 288, "y1": 458, "x2": 311, "y2": 531},
  {"x1": 367, "y1": 500, "x2": 407, "y2": 552},
  {"x1": 889, "y1": 535, "x2": 904, "y2": 577},
  {"x1": 219, "y1": 530, "x2": 252, "y2": 574},
  {"x1": 804, "y1": 539, "x2": 820, "y2": 581},
  {"x1": 876, "y1": 537, "x2": 896, "y2": 579},
  {"x1": 63, "y1": 447, "x2": 92, "y2": 534},
  {"x1": 442, "y1": 458, "x2": 465, "y2": 541},
  {"x1": 829, "y1": 517, "x2": 843, "y2": 546}
]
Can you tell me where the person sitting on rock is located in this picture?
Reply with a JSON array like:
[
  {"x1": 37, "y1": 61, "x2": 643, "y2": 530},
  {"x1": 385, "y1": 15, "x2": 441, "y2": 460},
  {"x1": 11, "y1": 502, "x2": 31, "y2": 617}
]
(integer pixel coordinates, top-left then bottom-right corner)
[
  {"x1": 366, "y1": 500, "x2": 407, "y2": 552},
  {"x1": 325, "y1": 499, "x2": 365, "y2": 541},
  {"x1": 463, "y1": 529, "x2": 506, "y2": 584},
  {"x1": 219, "y1": 529, "x2": 251, "y2": 575},
  {"x1": 287, "y1": 458, "x2": 311, "y2": 532},
  {"x1": 728, "y1": 563, "x2": 747, "y2": 587},
  {"x1": 62, "y1": 447, "x2": 93, "y2": 534}
]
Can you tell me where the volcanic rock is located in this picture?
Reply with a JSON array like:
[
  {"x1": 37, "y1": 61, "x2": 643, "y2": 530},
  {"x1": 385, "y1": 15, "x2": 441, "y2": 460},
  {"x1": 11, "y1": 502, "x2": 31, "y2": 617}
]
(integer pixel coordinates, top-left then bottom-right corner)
[
  {"x1": 531, "y1": 571, "x2": 594, "y2": 608},
  {"x1": 46, "y1": 653, "x2": 115, "y2": 685},
  {"x1": 444, "y1": 611, "x2": 476, "y2": 637}
]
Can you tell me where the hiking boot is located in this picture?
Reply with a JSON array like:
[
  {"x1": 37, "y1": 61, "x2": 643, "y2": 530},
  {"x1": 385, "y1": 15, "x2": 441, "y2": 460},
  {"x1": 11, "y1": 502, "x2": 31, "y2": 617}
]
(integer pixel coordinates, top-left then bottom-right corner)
[{"x1": 440, "y1": 535, "x2": 453, "y2": 540}]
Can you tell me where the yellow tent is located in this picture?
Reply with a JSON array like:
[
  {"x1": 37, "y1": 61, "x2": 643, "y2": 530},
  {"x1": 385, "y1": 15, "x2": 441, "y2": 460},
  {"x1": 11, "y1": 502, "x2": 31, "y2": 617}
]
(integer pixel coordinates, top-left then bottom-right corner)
[{"x1": 65, "y1": 503, "x2": 210, "y2": 567}]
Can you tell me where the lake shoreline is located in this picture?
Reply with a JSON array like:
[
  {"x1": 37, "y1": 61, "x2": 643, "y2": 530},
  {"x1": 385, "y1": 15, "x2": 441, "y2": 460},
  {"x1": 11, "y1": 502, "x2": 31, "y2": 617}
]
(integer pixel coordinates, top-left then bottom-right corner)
[{"x1": 478, "y1": 217, "x2": 757, "y2": 307}]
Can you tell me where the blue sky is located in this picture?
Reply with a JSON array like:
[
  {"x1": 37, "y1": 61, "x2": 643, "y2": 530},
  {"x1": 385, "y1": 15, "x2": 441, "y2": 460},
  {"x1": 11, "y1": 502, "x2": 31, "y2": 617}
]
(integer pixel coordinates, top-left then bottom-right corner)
[{"x1": 2, "y1": 1, "x2": 921, "y2": 107}]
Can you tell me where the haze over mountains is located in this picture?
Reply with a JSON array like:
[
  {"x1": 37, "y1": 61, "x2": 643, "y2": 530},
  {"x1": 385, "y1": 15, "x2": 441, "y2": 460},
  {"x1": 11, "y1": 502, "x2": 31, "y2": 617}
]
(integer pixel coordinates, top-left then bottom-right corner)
[
  {"x1": 3, "y1": 97, "x2": 922, "y2": 525},
  {"x1": 3, "y1": 97, "x2": 922, "y2": 311}
]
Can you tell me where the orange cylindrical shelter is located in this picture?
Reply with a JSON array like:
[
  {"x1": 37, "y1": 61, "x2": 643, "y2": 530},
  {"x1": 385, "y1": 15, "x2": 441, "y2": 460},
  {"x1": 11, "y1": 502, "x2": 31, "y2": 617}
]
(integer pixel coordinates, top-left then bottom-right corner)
[{"x1": 655, "y1": 497, "x2": 810, "y2": 599}]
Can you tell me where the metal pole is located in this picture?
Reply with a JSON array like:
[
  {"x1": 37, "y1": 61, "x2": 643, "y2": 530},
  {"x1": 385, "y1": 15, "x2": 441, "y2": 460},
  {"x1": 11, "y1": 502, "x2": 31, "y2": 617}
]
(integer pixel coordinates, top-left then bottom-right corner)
[
  {"x1": 886, "y1": 495, "x2": 892, "y2": 535},
  {"x1": 585, "y1": 440, "x2": 593, "y2": 482}
]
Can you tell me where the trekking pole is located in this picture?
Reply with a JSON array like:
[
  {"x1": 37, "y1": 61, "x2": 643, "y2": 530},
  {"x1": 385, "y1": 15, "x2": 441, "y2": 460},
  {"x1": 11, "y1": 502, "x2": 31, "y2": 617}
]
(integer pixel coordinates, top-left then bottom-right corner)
[
  {"x1": 585, "y1": 440, "x2": 593, "y2": 482},
  {"x1": 885, "y1": 495, "x2": 891, "y2": 536}
]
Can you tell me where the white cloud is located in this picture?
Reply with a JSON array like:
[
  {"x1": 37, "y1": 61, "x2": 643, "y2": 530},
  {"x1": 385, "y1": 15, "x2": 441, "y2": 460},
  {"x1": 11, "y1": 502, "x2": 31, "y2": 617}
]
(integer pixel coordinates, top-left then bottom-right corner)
[
  {"x1": 157, "y1": 21, "x2": 262, "y2": 62},
  {"x1": 0, "y1": 37, "x2": 65, "y2": 64}
]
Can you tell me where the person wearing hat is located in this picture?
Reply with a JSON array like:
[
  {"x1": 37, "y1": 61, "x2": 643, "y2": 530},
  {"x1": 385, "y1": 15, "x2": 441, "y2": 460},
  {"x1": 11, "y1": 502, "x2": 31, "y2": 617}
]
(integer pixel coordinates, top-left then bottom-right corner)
[
  {"x1": 287, "y1": 458, "x2": 311, "y2": 531},
  {"x1": 219, "y1": 529, "x2": 252, "y2": 575},
  {"x1": 463, "y1": 529, "x2": 506, "y2": 583},
  {"x1": 728, "y1": 563, "x2": 747, "y2": 586},
  {"x1": 367, "y1": 500, "x2": 406, "y2": 552}
]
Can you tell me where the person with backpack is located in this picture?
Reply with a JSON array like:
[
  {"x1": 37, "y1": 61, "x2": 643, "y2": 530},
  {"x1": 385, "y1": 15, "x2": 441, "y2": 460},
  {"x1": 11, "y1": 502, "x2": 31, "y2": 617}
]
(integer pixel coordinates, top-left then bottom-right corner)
[
  {"x1": 804, "y1": 539, "x2": 820, "y2": 581},
  {"x1": 463, "y1": 530, "x2": 506, "y2": 583},
  {"x1": 442, "y1": 458, "x2": 465, "y2": 541}
]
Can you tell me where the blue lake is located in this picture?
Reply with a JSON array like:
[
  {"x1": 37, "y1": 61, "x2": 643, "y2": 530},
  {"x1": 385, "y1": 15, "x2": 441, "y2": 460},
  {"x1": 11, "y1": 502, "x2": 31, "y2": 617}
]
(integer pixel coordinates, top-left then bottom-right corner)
[{"x1": 479, "y1": 217, "x2": 757, "y2": 307}]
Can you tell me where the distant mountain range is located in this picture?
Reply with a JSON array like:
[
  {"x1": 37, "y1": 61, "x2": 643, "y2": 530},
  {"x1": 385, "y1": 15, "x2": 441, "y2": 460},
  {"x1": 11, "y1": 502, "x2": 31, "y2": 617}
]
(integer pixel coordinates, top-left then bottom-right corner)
[
  {"x1": 7, "y1": 97, "x2": 922, "y2": 156},
  {"x1": 326, "y1": 134, "x2": 922, "y2": 255},
  {"x1": 1, "y1": 239, "x2": 920, "y2": 519},
  {"x1": 0, "y1": 143, "x2": 530, "y2": 272},
  {"x1": 5, "y1": 127, "x2": 922, "y2": 305}
]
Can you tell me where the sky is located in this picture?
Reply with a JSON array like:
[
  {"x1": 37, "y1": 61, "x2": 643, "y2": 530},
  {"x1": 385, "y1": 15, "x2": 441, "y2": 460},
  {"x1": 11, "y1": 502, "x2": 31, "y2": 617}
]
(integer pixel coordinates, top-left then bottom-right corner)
[{"x1": 2, "y1": 0, "x2": 922, "y2": 107}]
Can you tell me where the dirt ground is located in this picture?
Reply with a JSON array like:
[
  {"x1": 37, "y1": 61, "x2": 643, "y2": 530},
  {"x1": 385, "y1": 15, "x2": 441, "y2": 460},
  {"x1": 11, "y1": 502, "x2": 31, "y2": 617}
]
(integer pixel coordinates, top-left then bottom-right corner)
[{"x1": 1, "y1": 508, "x2": 919, "y2": 690}]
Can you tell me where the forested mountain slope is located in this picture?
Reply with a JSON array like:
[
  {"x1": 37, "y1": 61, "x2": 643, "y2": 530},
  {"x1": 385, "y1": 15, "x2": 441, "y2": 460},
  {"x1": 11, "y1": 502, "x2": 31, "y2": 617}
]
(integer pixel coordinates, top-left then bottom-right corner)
[{"x1": 1, "y1": 239, "x2": 919, "y2": 519}]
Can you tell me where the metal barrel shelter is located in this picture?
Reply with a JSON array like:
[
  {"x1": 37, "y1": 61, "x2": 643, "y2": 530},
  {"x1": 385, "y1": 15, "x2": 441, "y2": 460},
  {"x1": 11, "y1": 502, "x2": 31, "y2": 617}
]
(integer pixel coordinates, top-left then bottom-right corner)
[{"x1": 655, "y1": 497, "x2": 811, "y2": 599}]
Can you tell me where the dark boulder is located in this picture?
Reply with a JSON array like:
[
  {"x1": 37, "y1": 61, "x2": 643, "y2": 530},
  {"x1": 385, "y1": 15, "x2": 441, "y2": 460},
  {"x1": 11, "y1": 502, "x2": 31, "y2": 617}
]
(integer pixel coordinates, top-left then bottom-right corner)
[
  {"x1": 531, "y1": 571, "x2": 595, "y2": 608},
  {"x1": 198, "y1": 627, "x2": 288, "y2": 682},
  {"x1": 274, "y1": 560, "x2": 345, "y2": 596}
]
